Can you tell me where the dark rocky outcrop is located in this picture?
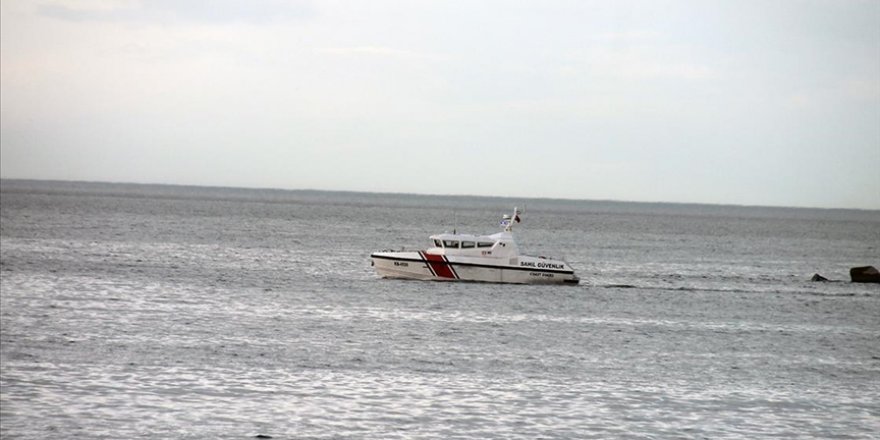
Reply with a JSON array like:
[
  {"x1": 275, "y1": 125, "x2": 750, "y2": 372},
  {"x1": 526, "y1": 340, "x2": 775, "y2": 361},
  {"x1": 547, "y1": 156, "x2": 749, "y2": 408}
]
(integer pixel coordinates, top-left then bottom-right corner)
[
  {"x1": 811, "y1": 273, "x2": 829, "y2": 282},
  {"x1": 850, "y1": 266, "x2": 880, "y2": 283}
]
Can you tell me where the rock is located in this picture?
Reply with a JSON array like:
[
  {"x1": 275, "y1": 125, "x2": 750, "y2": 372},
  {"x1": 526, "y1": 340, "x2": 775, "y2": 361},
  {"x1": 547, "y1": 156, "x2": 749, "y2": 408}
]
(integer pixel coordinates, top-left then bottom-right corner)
[
  {"x1": 811, "y1": 273, "x2": 829, "y2": 282},
  {"x1": 850, "y1": 266, "x2": 880, "y2": 283}
]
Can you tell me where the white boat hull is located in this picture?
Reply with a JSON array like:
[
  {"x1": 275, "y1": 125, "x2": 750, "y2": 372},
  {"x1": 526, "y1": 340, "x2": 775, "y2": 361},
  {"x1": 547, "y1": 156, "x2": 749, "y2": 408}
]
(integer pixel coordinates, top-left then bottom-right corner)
[{"x1": 371, "y1": 251, "x2": 579, "y2": 285}]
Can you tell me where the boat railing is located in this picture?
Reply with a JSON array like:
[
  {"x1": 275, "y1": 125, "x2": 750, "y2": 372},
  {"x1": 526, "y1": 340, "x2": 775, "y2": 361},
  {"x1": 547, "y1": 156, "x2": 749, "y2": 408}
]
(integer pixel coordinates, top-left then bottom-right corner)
[{"x1": 377, "y1": 247, "x2": 407, "y2": 253}]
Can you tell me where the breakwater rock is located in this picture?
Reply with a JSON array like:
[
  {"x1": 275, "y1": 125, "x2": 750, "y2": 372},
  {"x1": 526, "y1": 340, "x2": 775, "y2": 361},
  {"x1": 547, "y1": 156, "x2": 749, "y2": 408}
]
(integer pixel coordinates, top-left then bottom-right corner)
[{"x1": 850, "y1": 266, "x2": 880, "y2": 283}]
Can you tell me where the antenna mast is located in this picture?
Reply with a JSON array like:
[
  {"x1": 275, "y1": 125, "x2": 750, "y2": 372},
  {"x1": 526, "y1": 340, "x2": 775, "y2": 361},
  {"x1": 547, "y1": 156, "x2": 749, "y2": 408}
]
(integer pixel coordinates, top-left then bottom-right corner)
[{"x1": 501, "y1": 206, "x2": 521, "y2": 232}]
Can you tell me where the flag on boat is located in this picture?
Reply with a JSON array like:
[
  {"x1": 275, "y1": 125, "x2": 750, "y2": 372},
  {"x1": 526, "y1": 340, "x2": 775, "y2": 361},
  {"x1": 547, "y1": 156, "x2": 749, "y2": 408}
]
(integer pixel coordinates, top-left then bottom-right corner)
[{"x1": 501, "y1": 208, "x2": 521, "y2": 228}]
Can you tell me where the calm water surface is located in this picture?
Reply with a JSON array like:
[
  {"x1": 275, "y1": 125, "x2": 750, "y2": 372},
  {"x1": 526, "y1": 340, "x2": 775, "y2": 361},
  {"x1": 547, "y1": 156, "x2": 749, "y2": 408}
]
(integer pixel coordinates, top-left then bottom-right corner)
[{"x1": 1, "y1": 180, "x2": 879, "y2": 439}]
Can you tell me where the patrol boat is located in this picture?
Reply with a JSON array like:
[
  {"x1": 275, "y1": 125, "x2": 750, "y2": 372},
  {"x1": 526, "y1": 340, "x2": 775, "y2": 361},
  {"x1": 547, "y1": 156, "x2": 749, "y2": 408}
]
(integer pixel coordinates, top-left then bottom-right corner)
[{"x1": 370, "y1": 208, "x2": 579, "y2": 284}]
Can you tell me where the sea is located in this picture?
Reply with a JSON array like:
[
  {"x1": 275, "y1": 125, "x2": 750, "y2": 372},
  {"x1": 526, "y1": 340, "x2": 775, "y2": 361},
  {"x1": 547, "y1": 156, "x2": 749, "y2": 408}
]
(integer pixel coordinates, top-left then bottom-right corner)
[{"x1": 1, "y1": 179, "x2": 878, "y2": 439}]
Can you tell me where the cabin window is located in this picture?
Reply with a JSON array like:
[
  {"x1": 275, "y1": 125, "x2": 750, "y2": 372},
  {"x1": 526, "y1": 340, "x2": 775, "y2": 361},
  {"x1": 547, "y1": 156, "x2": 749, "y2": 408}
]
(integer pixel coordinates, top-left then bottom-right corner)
[
  {"x1": 461, "y1": 241, "x2": 475, "y2": 249},
  {"x1": 443, "y1": 240, "x2": 460, "y2": 248},
  {"x1": 477, "y1": 242, "x2": 494, "y2": 248},
  {"x1": 434, "y1": 239, "x2": 442, "y2": 248}
]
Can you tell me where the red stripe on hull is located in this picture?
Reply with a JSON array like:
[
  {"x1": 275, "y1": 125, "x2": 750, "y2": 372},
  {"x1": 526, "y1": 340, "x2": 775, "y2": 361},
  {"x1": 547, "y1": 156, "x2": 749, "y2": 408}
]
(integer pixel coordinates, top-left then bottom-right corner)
[
  {"x1": 422, "y1": 252, "x2": 457, "y2": 279},
  {"x1": 444, "y1": 255, "x2": 460, "y2": 279}
]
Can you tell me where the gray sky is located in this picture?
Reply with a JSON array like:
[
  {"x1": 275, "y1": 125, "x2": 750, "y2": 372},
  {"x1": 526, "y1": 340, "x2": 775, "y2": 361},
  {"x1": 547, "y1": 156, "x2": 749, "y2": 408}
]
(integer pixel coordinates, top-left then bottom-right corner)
[{"x1": 1, "y1": 0, "x2": 878, "y2": 209}]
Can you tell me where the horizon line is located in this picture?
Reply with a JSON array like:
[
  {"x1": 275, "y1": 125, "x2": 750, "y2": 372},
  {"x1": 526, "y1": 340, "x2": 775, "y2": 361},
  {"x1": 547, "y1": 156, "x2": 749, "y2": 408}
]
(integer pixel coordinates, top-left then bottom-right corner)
[{"x1": 1, "y1": 177, "x2": 878, "y2": 212}]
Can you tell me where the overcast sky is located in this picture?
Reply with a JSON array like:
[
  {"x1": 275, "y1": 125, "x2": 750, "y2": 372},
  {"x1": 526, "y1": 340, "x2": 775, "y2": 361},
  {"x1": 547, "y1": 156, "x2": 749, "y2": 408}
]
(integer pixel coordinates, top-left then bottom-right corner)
[{"x1": 1, "y1": 0, "x2": 878, "y2": 209}]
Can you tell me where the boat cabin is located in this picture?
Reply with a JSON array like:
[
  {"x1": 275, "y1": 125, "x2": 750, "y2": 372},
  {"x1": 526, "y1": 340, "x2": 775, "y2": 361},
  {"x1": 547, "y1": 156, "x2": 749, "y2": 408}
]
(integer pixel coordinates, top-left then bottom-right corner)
[{"x1": 427, "y1": 231, "x2": 518, "y2": 258}]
